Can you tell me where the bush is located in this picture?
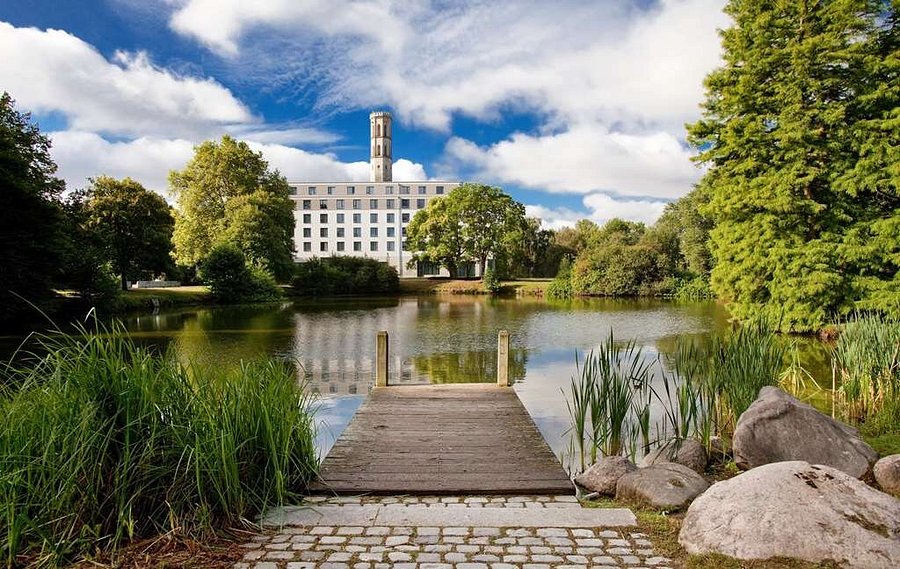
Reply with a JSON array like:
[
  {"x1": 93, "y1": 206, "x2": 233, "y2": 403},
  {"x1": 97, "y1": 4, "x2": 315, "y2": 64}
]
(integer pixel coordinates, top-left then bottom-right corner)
[
  {"x1": 292, "y1": 257, "x2": 400, "y2": 296},
  {"x1": 482, "y1": 268, "x2": 501, "y2": 293},
  {"x1": 0, "y1": 322, "x2": 317, "y2": 565},
  {"x1": 200, "y1": 243, "x2": 281, "y2": 303},
  {"x1": 674, "y1": 276, "x2": 714, "y2": 300},
  {"x1": 547, "y1": 258, "x2": 573, "y2": 299}
]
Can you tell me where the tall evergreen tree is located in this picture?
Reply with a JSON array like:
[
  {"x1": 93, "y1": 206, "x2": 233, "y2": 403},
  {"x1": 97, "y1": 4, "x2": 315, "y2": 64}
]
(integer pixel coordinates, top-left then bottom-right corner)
[{"x1": 689, "y1": 0, "x2": 898, "y2": 331}]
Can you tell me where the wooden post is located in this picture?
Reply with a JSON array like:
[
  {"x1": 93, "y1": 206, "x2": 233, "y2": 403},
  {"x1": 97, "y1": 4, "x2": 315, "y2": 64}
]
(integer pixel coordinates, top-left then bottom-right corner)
[
  {"x1": 376, "y1": 331, "x2": 389, "y2": 387},
  {"x1": 497, "y1": 330, "x2": 510, "y2": 387}
]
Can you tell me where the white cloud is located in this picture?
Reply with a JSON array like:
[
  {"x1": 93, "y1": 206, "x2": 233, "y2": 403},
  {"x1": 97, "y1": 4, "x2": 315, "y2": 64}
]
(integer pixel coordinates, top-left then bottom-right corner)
[
  {"x1": 0, "y1": 22, "x2": 253, "y2": 138},
  {"x1": 446, "y1": 125, "x2": 700, "y2": 199},
  {"x1": 526, "y1": 193, "x2": 668, "y2": 230}
]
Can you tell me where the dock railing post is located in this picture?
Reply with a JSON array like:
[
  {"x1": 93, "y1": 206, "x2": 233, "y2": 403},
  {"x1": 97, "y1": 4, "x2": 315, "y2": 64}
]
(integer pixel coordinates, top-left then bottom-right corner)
[
  {"x1": 376, "y1": 331, "x2": 389, "y2": 387},
  {"x1": 497, "y1": 330, "x2": 510, "y2": 387}
]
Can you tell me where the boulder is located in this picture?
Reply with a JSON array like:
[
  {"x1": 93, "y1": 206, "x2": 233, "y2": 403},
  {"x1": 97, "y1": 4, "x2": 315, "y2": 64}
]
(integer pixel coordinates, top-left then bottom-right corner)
[
  {"x1": 875, "y1": 455, "x2": 900, "y2": 497},
  {"x1": 679, "y1": 461, "x2": 900, "y2": 569},
  {"x1": 640, "y1": 438, "x2": 708, "y2": 473},
  {"x1": 574, "y1": 456, "x2": 637, "y2": 495},
  {"x1": 733, "y1": 386, "x2": 878, "y2": 478},
  {"x1": 615, "y1": 462, "x2": 709, "y2": 511}
]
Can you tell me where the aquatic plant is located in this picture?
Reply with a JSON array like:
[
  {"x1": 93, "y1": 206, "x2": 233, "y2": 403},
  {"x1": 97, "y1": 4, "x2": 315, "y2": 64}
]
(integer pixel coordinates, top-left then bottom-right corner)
[{"x1": 0, "y1": 321, "x2": 317, "y2": 567}]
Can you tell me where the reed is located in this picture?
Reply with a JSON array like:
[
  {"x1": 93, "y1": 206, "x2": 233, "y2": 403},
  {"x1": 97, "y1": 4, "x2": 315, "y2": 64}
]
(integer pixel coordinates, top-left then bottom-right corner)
[{"x1": 0, "y1": 322, "x2": 317, "y2": 567}]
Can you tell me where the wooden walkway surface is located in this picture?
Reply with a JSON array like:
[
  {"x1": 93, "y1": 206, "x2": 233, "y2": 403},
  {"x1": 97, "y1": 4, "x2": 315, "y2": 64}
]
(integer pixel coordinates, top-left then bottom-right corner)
[{"x1": 311, "y1": 384, "x2": 573, "y2": 495}]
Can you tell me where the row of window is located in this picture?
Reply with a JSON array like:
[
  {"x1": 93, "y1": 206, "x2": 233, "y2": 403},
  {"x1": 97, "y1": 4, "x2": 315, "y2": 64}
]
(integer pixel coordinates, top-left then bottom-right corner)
[
  {"x1": 301, "y1": 241, "x2": 403, "y2": 253},
  {"x1": 299, "y1": 198, "x2": 426, "y2": 211},
  {"x1": 301, "y1": 212, "x2": 411, "y2": 224},
  {"x1": 290, "y1": 185, "x2": 444, "y2": 196},
  {"x1": 302, "y1": 227, "x2": 405, "y2": 238}
]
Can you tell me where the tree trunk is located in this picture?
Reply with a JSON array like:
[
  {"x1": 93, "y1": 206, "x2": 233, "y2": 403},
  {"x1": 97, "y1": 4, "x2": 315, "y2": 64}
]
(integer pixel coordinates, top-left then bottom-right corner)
[
  {"x1": 480, "y1": 255, "x2": 488, "y2": 278},
  {"x1": 121, "y1": 273, "x2": 128, "y2": 291}
]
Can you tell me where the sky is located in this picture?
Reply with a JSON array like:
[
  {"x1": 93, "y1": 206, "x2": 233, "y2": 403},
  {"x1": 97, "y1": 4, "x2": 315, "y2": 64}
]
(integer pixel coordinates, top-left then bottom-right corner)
[{"x1": 0, "y1": 0, "x2": 730, "y2": 229}]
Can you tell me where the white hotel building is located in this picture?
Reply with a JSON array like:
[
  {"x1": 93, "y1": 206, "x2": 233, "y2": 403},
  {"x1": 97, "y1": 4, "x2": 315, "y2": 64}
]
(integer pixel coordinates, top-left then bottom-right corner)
[{"x1": 288, "y1": 111, "x2": 459, "y2": 277}]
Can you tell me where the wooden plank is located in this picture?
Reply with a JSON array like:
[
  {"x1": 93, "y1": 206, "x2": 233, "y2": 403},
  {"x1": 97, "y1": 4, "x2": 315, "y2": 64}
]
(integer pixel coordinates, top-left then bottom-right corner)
[{"x1": 310, "y1": 384, "x2": 573, "y2": 495}]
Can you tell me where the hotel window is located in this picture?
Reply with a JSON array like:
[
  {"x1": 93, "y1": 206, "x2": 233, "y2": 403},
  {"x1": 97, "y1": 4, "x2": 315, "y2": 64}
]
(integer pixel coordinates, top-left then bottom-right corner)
[
  {"x1": 386, "y1": 213, "x2": 395, "y2": 223},
  {"x1": 302, "y1": 213, "x2": 311, "y2": 223},
  {"x1": 352, "y1": 199, "x2": 361, "y2": 209},
  {"x1": 369, "y1": 199, "x2": 378, "y2": 209},
  {"x1": 387, "y1": 242, "x2": 395, "y2": 252},
  {"x1": 327, "y1": 186, "x2": 335, "y2": 195},
  {"x1": 320, "y1": 242, "x2": 327, "y2": 252},
  {"x1": 320, "y1": 228, "x2": 328, "y2": 238},
  {"x1": 303, "y1": 242, "x2": 311, "y2": 252},
  {"x1": 387, "y1": 227, "x2": 395, "y2": 238},
  {"x1": 402, "y1": 213, "x2": 410, "y2": 223},
  {"x1": 366, "y1": 186, "x2": 375, "y2": 195},
  {"x1": 353, "y1": 241, "x2": 362, "y2": 251},
  {"x1": 336, "y1": 228, "x2": 345, "y2": 238},
  {"x1": 386, "y1": 199, "x2": 395, "y2": 209},
  {"x1": 308, "y1": 186, "x2": 317, "y2": 195},
  {"x1": 337, "y1": 242, "x2": 345, "y2": 252},
  {"x1": 347, "y1": 186, "x2": 356, "y2": 195},
  {"x1": 436, "y1": 185, "x2": 445, "y2": 194},
  {"x1": 302, "y1": 200, "x2": 311, "y2": 210},
  {"x1": 336, "y1": 199, "x2": 345, "y2": 209},
  {"x1": 399, "y1": 185, "x2": 410, "y2": 195},
  {"x1": 370, "y1": 213, "x2": 378, "y2": 223},
  {"x1": 303, "y1": 228, "x2": 311, "y2": 238},
  {"x1": 370, "y1": 242, "x2": 378, "y2": 251},
  {"x1": 370, "y1": 227, "x2": 378, "y2": 237},
  {"x1": 288, "y1": 186, "x2": 298, "y2": 195},
  {"x1": 320, "y1": 213, "x2": 328, "y2": 223},
  {"x1": 402, "y1": 227, "x2": 408, "y2": 237},
  {"x1": 336, "y1": 213, "x2": 345, "y2": 223},
  {"x1": 402, "y1": 240, "x2": 408, "y2": 250},
  {"x1": 353, "y1": 227, "x2": 362, "y2": 238},
  {"x1": 401, "y1": 198, "x2": 410, "y2": 208},
  {"x1": 319, "y1": 199, "x2": 328, "y2": 209},
  {"x1": 417, "y1": 199, "x2": 426, "y2": 209},
  {"x1": 418, "y1": 185, "x2": 427, "y2": 194},
  {"x1": 353, "y1": 213, "x2": 362, "y2": 223}
]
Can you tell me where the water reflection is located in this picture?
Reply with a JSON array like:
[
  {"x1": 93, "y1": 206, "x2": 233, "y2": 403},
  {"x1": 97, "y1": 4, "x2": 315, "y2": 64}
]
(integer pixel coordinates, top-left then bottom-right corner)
[{"x1": 109, "y1": 297, "x2": 762, "y2": 457}]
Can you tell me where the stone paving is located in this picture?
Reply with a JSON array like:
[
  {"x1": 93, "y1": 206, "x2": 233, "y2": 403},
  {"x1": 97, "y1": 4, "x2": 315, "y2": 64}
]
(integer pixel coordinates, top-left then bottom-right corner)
[{"x1": 236, "y1": 495, "x2": 672, "y2": 569}]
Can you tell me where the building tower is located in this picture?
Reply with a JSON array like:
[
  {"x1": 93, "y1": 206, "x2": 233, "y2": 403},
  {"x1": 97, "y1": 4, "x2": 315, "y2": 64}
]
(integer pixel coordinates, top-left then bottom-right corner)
[{"x1": 370, "y1": 111, "x2": 392, "y2": 182}]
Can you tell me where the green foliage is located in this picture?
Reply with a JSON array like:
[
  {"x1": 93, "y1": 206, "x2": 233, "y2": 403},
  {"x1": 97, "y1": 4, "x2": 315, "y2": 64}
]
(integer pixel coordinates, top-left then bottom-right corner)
[
  {"x1": 199, "y1": 243, "x2": 282, "y2": 303},
  {"x1": 292, "y1": 256, "x2": 400, "y2": 296},
  {"x1": 0, "y1": 322, "x2": 317, "y2": 566},
  {"x1": 688, "y1": 0, "x2": 900, "y2": 332},
  {"x1": 82, "y1": 176, "x2": 175, "y2": 290},
  {"x1": 546, "y1": 257, "x2": 573, "y2": 299},
  {"x1": 0, "y1": 92, "x2": 66, "y2": 322},
  {"x1": 482, "y1": 267, "x2": 501, "y2": 293},
  {"x1": 673, "y1": 276, "x2": 715, "y2": 300},
  {"x1": 406, "y1": 183, "x2": 528, "y2": 277},
  {"x1": 170, "y1": 136, "x2": 295, "y2": 281}
]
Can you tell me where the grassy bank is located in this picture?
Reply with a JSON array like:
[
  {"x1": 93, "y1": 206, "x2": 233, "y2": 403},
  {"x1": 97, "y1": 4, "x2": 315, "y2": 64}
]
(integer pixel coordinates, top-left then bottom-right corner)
[
  {"x1": 118, "y1": 285, "x2": 212, "y2": 311},
  {"x1": 0, "y1": 323, "x2": 317, "y2": 567},
  {"x1": 399, "y1": 278, "x2": 550, "y2": 296}
]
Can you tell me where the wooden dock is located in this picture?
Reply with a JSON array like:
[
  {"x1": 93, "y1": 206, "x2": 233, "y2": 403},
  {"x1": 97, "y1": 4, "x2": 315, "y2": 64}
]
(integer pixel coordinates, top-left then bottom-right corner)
[{"x1": 311, "y1": 384, "x2": 573, "y2": 495}]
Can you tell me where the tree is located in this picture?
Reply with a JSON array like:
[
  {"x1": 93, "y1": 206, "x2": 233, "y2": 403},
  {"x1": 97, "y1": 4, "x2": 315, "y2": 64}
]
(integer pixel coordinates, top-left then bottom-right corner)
[
  {"x1": 199, "y1": 243, "x2": 281, "y2": 303},
  {"x1": 82, "y1": 176, "x2": 174, "y2": 290},
  {"x1": 406, "y1": 183, "x2": 527, "y2": 277},
  {"x1": 0, "y1": 92, "x2": 66, "y2": 322},
  {"x1": 170, "y1": 136, "x2": 295, "y2": 281},
  {"x1": 688, "y1": 0, "x2": 898, "y2": 331}
]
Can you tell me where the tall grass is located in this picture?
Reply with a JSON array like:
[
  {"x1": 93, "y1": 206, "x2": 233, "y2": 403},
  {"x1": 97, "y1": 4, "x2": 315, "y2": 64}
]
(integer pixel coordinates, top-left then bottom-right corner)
[
  {"x1": 831, "y1": 314, "x2": 900, "y2": 431},
  {"x1": 565, "y1": 331, "x2": 654, "y2": 470},
  {"x1": 0, "y1": 322, "x2": 317, "y2": 567}
]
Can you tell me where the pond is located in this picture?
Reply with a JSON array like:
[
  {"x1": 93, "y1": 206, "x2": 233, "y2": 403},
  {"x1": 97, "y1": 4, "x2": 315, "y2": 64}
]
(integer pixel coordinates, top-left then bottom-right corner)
[{"x1": 5, "y1": 295, "x2": 834, "y2": 469}]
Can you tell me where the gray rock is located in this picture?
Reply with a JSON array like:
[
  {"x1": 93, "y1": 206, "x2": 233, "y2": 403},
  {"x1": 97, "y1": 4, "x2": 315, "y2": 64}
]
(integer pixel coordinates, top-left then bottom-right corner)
[
  {"x1": 640, "y1": 438, "x2": 708, "y2": 473},
  {"x1": 875, "y1": 455, "x2": 900, "y2": 497},
  {"x1": 615, "y1": 462, "x2": 709, "y2": 511},
  {"x1": 679, "y1": 461, "x2": 900, "y2": 569},
  {"x1": 733, "y1": 386, "x2": 878, "y2": 478},
  {"x1": 708, "y1": 436, "x2": 731, "y2": 461},
  {"x1": 574, "y1": 456, "x2": 637, "y2": 495}
]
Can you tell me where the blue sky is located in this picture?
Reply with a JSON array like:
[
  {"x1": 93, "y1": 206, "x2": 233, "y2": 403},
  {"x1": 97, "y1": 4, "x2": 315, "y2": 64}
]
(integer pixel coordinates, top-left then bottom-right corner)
[{"x1": 0, "y1": 0, "x2": 728, "y2": 228}]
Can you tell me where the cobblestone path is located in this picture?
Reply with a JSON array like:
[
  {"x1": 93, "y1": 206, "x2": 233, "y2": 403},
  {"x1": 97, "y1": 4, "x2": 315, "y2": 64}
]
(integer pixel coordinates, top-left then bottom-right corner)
[{"x1": 236, "y1": 495, "x2": 672, "y2": 569}]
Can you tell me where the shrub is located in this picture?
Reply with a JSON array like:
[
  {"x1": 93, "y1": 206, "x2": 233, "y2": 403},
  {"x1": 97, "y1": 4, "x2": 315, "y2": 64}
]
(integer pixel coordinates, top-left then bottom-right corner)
[
  {"x1": 292, "y1": 257, "x2": 400, "y2": 296},
  {"x1": 0, "y1": 322, "x2": 317, "y2": 565},
  {"x1": 547, "y1": 258, "x2": 573, "y2": 299},
  {"x1": 200, "y1": 243, "x2": 281, "y2": 303},
  {"x1": 482, "y1": 268, "x2": 501, "y2": 293}
]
